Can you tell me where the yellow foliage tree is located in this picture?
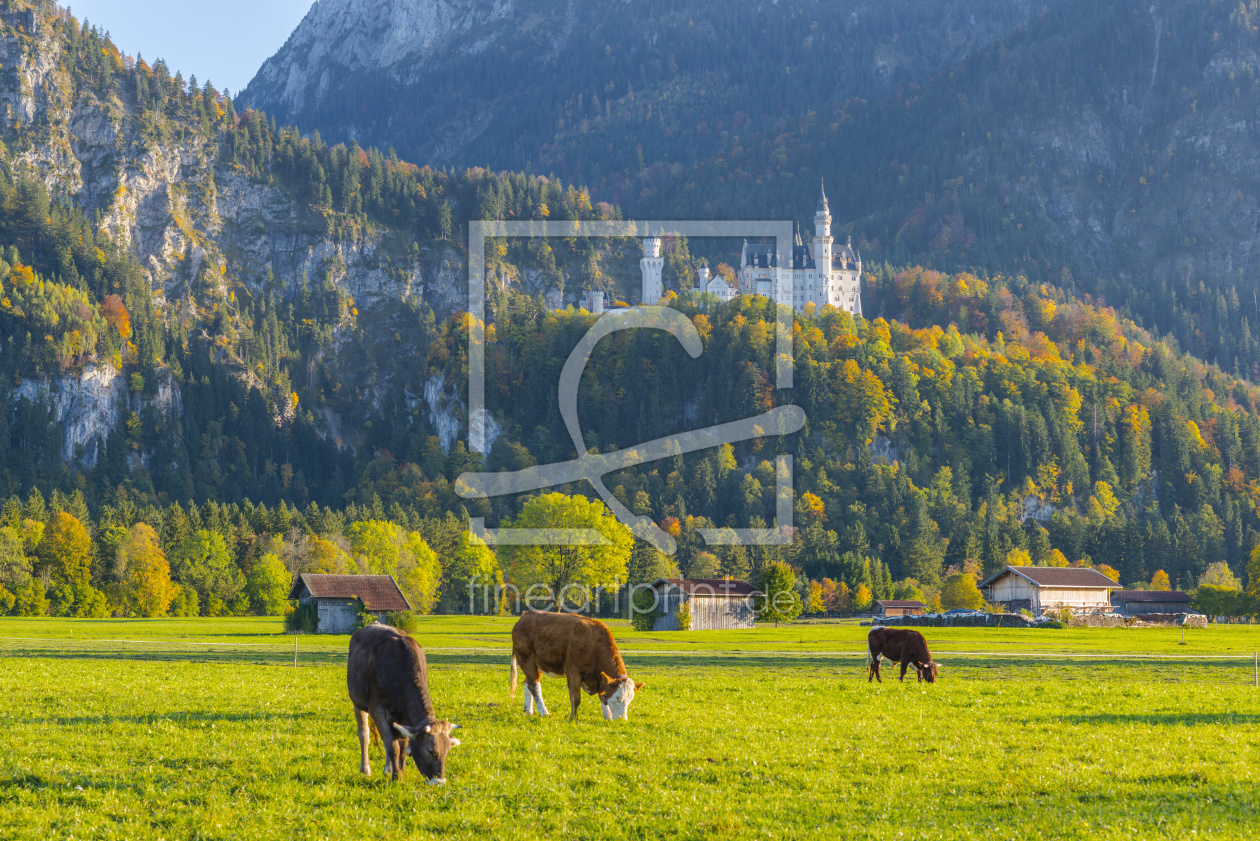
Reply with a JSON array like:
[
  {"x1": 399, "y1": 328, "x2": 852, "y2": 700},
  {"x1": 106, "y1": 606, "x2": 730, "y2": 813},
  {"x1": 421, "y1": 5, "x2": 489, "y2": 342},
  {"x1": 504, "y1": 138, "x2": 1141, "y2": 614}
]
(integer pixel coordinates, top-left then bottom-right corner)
[
  {"x1": 1045, "y1": 549, "x2": 1070, "y2": 567},
  {"x1": 939, "y1": 573, "x2": 986, "y2": 610},
  {"x1": 116, "y1": 523, "x2": 176, "y2": 618},
  {"x1": 853, "y1": 583, "x2": 872, "y2": 611},
  {"x1": 1150, "y1": 569, "x2": 1171, "y2": 591},
  {"x1": 805, "y1": 580, "x2": 825, "y2": 613}
]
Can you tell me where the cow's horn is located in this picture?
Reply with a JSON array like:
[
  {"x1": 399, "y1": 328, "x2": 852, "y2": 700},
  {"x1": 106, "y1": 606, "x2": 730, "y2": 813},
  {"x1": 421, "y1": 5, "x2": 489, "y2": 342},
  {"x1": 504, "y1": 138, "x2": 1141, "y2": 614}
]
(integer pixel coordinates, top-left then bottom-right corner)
[
  {"x1": 392, "y1": 723, "x2": 413, "y2": 738},
  {"x1": 424, "y1": 724, "x2": 432, "y2": 734},
  {"x1": 450, "y1": 723, "x2": 462, "y2": 730}
]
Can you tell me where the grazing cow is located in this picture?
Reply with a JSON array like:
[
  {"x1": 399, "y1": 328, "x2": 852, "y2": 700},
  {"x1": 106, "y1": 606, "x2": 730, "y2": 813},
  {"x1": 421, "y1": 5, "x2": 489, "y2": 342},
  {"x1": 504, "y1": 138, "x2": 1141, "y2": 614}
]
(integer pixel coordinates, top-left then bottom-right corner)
[
  {"x1": 510, "y1": 611, "x2": 644, "y2": 721},
  {"x1": 347, "y1": 623, "x2": 461, "y2": 783},
  {"x1": 866, "y1": 626, "x2": 939, "y2": 683}
]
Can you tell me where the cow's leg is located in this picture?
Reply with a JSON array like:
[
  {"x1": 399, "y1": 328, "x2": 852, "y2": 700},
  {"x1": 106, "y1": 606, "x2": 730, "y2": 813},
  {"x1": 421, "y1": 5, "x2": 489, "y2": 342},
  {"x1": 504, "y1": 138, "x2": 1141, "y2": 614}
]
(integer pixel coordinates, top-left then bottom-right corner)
[
  {"x1": 871, "y1": 651, "x2": 882, "y2": 683},
  {"x1": 566, "y1": 671, "x2": 583, "y2": 722},
  {"x1": 899, "y1": 658, "x2": 911, "y2": 682},
  {"x1": 371, "y1": 708, "x2": 400, "y2": 781},
  {"x1": 354, "y1": 706, "x2": 372, "y2": 776},
  {"x1": 530, "y1": 680, "x2": 550, "y2": 717},
  {"x1": 523, "y1": 683, "x2": 536, "y2": 715}
]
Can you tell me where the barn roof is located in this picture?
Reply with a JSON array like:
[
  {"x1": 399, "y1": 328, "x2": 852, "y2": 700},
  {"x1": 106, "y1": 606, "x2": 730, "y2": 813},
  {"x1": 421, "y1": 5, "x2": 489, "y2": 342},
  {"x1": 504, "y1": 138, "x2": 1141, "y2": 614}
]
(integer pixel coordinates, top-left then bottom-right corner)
[
  {"x1": 1111, "y1": 590, "x2": 1191, "y2": 603},
  {"x1": 287, "y1": 574, "x2": 412, "y2": 611},
  {"x1": 650, "y1": 578, "x2": 762, "y2": 597},
  {"x1": 980, "y1": 565, "x2": 1119, "y2": 590},
  {"x1": 875, "y1": 600, "x2": 926, "y2": 608}
]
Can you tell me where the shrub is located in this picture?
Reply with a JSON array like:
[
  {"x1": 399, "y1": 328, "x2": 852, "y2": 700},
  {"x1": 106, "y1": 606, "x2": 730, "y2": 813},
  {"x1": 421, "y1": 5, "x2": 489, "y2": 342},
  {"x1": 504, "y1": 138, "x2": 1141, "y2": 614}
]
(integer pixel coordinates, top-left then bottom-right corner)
[
  {"x1": 1039, "y1": 619, "x2": 1066, "y2": 629},
  {"x1": 351, "y1": 596, "x2": 375, "y2": 629},
  {"x1": 674, "y1": 599, "x2": 692, "y2": 631},
  {"x1": 285, "y1": 600, "x2": 319, "y2": 633},
  {"x1": 384, "y1": 610, "x2": 419, "y2": 633},
  {"x1": 631, "y1": 587, "x2": 661, "y2": 631}
]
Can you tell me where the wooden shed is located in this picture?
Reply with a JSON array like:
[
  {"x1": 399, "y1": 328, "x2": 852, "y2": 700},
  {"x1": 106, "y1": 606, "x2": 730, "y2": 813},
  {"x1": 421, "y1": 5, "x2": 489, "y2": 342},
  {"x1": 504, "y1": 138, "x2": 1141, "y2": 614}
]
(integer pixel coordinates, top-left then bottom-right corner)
[
  {"x1": 873, "y1": 599, "x2": 926, "y2": 617},
  {"x1": 1110, "y1": 590, "x2": 1192, "y2": 615},
  {"x1": 287, "y1": 573, "x2": 412, "y2": 634},
  {"x1": 980, "y1": 566, "x2": 1118, "y2": 615},
  {"x1": 647, "y1": 578, "x2": 761, "y2": 630}
]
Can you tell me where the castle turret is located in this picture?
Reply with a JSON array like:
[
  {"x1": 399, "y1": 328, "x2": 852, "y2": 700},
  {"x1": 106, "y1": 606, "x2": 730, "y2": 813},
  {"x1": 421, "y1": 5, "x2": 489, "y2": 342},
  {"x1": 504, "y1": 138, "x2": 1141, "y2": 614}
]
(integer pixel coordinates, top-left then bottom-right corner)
[
  {"x1": 814, "y1": 179, "x2": 833, "y2": 277},
  {"x1": 640, "y1": 237, "x2": 664, "y2": 304}
]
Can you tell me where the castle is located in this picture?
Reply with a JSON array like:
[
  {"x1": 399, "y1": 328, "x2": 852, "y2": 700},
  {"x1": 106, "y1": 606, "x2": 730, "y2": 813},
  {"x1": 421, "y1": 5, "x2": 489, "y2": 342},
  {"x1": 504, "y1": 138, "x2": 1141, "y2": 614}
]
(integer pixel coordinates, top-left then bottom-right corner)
[
  {"x1": 558, "y1": 184, "x2": 863, "y2": 316},
  {"x1": 651, "y1": 183, "x2": 862, "y2": 316}
]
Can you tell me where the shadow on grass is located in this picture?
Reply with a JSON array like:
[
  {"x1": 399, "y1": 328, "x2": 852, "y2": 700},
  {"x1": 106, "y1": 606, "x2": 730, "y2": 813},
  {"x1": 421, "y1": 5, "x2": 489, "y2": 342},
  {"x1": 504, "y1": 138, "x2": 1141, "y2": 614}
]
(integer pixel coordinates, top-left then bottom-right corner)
[
  {"x1": 22, "y1": 710, "x2": 318, "y2": 727},
  {"x1": 1059, "y1": 712, "x2": 1260, "y2": 726},
  {"x1": 2, "y1": 646, "x2": 1256, "y2": 685}
]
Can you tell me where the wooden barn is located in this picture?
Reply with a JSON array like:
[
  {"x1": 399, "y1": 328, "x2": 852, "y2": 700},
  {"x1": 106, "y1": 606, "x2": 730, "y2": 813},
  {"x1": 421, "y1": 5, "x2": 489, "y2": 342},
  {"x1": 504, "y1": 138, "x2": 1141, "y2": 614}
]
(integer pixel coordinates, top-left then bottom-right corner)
[
  {"x1": 873, "y1": 599, "x2": 926, "y2": 617},
  {"x1": 980, "y1": 566, "x2": 1118, "y2": 615},
  {"x1": 287, "y1": 573, "x2": 412, "y2": 633},
  {"x1": 1110, "y1": 590, "x2": 1192, "y2": 615},
  {"x1": 647, "y1": 578, "x2": 761, "y2": 631}
]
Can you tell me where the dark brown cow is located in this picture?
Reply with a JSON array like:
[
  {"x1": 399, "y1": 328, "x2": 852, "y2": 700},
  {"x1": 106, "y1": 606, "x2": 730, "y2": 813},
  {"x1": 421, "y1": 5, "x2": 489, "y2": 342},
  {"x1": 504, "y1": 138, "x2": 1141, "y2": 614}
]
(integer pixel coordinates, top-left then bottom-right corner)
[
  {"x1": 347, "y1": 623, "x2": 461, "y2": 783},
  {"x1": 867, "y1": 626, "x2": 940, "y2": 683},
  {"x1": 510, "y1": 611, "x2": 644, "y2": 721}
]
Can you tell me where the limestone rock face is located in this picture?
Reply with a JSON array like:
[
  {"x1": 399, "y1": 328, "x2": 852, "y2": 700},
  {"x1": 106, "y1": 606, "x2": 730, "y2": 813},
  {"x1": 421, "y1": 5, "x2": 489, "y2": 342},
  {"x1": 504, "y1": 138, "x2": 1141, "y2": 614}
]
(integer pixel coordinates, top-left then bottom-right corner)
[
  {"x1": 13, "y1": 366, "x2": 181, "y2": 468},
  {"x1": 244, "y1": 0, "x2": 515, "y2": 114}
]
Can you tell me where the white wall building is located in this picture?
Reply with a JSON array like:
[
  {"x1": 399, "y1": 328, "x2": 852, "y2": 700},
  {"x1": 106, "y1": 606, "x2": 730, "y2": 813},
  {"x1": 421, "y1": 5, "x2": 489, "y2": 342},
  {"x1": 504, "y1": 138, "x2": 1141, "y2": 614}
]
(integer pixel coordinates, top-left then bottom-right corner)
[
  {"x1": 640, "y1": 236, "x2": 664, "y2": 305},
  {"x1": 737, "y1": 182, "x2": 862, "y2": 315}
]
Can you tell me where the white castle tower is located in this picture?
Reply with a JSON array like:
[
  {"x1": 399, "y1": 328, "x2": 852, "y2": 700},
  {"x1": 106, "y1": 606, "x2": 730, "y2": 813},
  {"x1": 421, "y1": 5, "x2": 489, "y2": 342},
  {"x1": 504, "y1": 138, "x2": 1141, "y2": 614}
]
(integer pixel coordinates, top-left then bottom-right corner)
[
  {"x1": 814, "y1": 179, "x2": 833, "y2": 276},
  {"x1": 640, "y1": 237, "x2": 664, "y2": 304}
]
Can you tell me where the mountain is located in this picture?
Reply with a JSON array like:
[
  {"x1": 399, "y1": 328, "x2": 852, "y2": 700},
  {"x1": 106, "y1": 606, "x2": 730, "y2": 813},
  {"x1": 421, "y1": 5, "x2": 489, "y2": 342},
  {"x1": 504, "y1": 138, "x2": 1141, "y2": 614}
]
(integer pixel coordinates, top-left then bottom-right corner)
[
  {"x1": 242, "y1": 0, "x2": 1260, "y2": 378},
  {"x1": 0, "y1": 0, "x2": 631, "y2": 505},
  {"x1": 239, "y1": 0, "x2": 1047, "y2": 193}
]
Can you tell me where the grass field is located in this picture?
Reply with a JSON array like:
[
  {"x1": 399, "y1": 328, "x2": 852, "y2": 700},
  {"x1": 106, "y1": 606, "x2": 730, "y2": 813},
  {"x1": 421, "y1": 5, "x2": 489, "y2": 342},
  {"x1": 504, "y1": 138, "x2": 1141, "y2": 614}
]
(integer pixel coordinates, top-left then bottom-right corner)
[{"x1": 1, "y1": 617, "x2": 1258, "y2": 839}]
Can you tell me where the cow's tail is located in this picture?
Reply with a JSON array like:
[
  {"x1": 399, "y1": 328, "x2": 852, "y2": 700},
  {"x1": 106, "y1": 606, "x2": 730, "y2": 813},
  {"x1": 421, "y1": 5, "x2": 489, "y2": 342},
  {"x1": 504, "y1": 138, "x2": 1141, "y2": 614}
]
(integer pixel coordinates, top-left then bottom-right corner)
[
  {"x1": 866, "y1": 646, "x2": 874, "y2": 669},
  {"x1": 509, "y1": 653, "x2": 518, "y2": 699}
]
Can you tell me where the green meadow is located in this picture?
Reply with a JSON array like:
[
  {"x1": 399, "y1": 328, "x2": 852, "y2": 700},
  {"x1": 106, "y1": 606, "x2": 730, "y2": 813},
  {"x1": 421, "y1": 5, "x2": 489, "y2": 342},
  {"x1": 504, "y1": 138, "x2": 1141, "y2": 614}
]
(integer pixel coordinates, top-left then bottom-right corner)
[{"x1": 1, "y1": 617, "x2": 1258, "y2": 839}]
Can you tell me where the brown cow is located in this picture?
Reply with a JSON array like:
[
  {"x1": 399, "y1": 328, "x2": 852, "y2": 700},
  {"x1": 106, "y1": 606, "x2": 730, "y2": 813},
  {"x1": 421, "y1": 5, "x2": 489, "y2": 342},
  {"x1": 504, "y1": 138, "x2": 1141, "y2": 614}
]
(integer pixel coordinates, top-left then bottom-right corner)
[
  {"x1": 510, "y1": 611, "x2": 644, "y2": 721},
  {"x1": 866, "y1": 626, "x2": 940, "y2": 683},
  {"x1": 347, "y1": 623, "x2": 461, "y2": 783}
]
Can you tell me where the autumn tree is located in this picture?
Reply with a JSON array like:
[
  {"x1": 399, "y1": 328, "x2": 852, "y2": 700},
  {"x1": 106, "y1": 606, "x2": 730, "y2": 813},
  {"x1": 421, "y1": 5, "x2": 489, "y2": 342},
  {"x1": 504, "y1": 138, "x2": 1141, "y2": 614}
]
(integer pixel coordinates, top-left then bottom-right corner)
[
  {"x1": 939, "y1": 573, "x2": 985, "y2": 610},
  {"x1": 499, "y1": 493, "x2": 632, "y2": 609},
  {"x1": 39, "y1": 512, "x2": 106, "y2": 617},
  {"x1": 346, "y1": 521, "x2": 442, "y2": 614},
  {"x1": 115, "y1": 523, "x2": 176, "y2": 617},
  {"x1": 1150, "y1": 569, "x2": 1171, "y2": 591}
]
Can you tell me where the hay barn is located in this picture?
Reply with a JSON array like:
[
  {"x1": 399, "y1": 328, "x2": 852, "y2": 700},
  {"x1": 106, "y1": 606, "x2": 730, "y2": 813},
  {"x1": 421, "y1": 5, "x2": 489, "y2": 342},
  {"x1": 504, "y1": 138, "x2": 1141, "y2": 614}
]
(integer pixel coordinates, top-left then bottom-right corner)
[
  {"x1": 648, "y1": 578, "x2": 761, "y2": 630},
  {"x1": 287, "y1": 573, "x2": 411, "y2": 633},
  {"x1": 873, "y1": 600, "x2": 926, "y2": 617},
  {"x1": 980, "y1": 566, "x2": 1118, "y2": 615},
  {"x1": 1110, "y1": 590, "x2": 1192, "y2": 615}
]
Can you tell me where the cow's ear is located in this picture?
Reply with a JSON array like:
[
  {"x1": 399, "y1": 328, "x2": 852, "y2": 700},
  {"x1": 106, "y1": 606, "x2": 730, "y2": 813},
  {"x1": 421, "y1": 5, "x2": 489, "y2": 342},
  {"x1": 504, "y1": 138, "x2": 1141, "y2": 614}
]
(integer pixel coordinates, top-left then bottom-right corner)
[
  {"x1": 601, "y1": 671, "x2": 616, "y2": 686},
  {"x1": 634, "y1": 681, "x2": 644, "y2": 691}
]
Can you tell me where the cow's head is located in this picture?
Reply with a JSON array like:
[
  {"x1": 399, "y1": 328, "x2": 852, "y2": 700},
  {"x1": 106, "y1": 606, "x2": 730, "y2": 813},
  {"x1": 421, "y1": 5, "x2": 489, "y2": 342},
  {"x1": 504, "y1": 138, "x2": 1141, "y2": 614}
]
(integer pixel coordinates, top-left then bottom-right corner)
[
  {"x1": 600, "y1": 672, "x2": 644, "y2": 720},
  {"x1": 392, "y1": 721, "x2": 461, "y2": 784},
  {"x1": 919, "y1": 661, "x2": 939, "y2": 683}
]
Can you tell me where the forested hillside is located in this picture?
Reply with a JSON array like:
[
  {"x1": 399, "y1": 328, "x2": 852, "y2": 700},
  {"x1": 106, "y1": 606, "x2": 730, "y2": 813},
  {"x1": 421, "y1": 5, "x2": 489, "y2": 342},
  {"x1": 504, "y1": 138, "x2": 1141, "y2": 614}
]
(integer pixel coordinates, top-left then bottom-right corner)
[
  {"x1": 242, "y1": 0, "x2": 1260, "y2": 383},
  {"x1": 1, "y1": 0, "x2": 1259, "y2": 620}
]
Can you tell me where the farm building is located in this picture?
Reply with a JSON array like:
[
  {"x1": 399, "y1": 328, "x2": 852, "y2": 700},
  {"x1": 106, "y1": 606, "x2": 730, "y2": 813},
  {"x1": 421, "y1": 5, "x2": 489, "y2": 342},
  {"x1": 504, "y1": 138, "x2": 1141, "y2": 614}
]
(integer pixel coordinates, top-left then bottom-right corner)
[
  {"x1": 1110, "y1": 590, "x2": 1192, "y2": 615},
  {"x1": 873, "y1": 600, "x2": 926, "y2": 617},
  {"x1": 287, "y1": 573, "x2": 412, "y2": 633},
  {"x1": 648, "y1": 578, "x2": 761, "y2": 630},
  {"x1": 980, "y1": 566, "x2": 1118, "y2": 615}
]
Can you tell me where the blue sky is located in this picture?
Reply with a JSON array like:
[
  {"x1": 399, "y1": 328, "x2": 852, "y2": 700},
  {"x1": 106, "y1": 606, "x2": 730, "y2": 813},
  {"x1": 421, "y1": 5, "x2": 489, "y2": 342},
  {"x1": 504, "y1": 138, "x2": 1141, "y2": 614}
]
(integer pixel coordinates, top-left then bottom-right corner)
[{"x1": 64, "y1": 0, "x2": 313, "y2": 95}]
